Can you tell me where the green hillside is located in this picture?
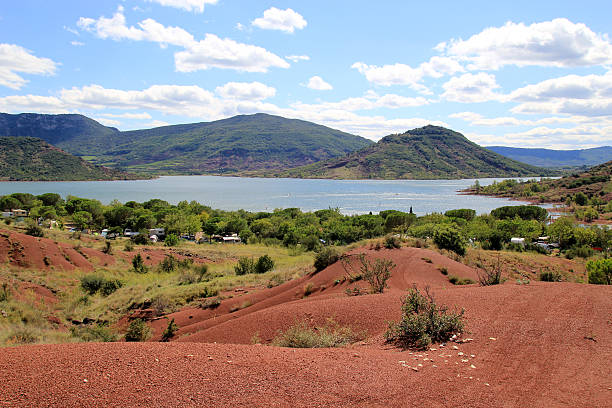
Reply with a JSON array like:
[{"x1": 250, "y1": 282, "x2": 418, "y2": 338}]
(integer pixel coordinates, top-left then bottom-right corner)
[
  {"x1": 0, "y1": 113, "x2": 121, "y2": 156},
  {"x1": 282, "y1": 126, "x2": 557, "y2": 179},
  {"x1": 0, "y1": 137, "x2": 140, "y2": 181},
  {"x1": 95, "y1": 113, "x2": 373, "y2": 174}
]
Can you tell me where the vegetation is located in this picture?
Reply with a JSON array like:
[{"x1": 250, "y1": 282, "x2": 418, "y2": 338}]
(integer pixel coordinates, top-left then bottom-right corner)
[
  {"x1": 486, "y1": 146, "x2": 612, "y2": 168},
  {"x1": 314, "y1": 247, "x2": 340, "y2": 272},
  {"x1": 272, "y1": 318, "x2": 364, "y2": 348},
  {"x1": 342, "y1": 254, "x2": 396, "y2": 293},
  {"x1": 161, "y1": 318, "x2": 179, "y2": 342},
  {"x1": 385, "y1": 287, "x2": 465, "y2": 349},
  {"x1": 433, "y1": 224, "x2": 466, "y2": 256},
  {"x1": 124, "y1": 319, "x2": 151, "y2": 342},
  {"x1": 284, "y1": 126, "x2": 555, "y2": 179},
  {"x1": 0, "y1": 137, "x2": 137, "y2": 181},
  {"x1": 587, "y1": 259, "x2": 612, "y2": 285}
]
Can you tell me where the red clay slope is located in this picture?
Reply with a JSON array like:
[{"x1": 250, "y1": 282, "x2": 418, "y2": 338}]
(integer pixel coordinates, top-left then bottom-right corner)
[{"x1": 1, "y1": 282, "x2": 611, "y2": 407}]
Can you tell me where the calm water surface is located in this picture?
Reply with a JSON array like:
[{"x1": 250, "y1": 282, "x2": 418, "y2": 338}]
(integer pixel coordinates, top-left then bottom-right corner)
[{"x1": 0, "y1": 176, "x2": 541, "y2": 215}]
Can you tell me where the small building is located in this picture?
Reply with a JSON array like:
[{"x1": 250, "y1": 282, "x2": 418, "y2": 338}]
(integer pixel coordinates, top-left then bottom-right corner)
[
  {"x1": 222, "y1": 234, "x2": 242, "y2": 244},
  {"x1": 510, "y1": 237, "x2": 525, "y2": 246}
]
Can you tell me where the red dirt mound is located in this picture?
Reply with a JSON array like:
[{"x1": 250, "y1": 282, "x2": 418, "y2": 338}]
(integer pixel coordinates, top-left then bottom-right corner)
[
  {"x1": 0, "y1": 229, "x2": 115, "y2": 271},
  {"x1": 150, "y1": 247, "x2": 477, "y2": 341},
  {"x1": 1, "y1": 282, "x2": 611, "y2": 407}
]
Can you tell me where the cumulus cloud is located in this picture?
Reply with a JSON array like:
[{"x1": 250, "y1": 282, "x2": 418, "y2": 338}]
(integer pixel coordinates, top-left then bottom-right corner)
[
  {"x1": 252, "y1": 7, "x2": 307, "y2": 33},
  {"x1": 351, "y1": 57, "x2": 463, "y2": 93},
  {"x1": 215, "y1": 82, "x2": 276, "y2": 100},
  {"x1": 144, "y1": 0, "x2": 218, "y2": 13},
  {"x1": 440, "y1": 18, "x2": 612, "y2": 70},
  {"x1": 306, "y1": 76, "x2": 333, "y2": 91},
  {"x1": 175, "y1": 34, "x2": 289, "y2": 72},
  {"x1": 441, "y1": 73, "x2": 501, "y2": 103},
  {"x1": 99, "y1": 112, "x2": 153, "y2": 120},
  {"x1": 450, "y1": 111, "x2": 599, "y2": 127},
  {"x1": 292, "y1": 91, "x2": 429, "y2": 112},
  {"x1": 78, "y1": 6, "x2": 289, "y2": 72},
  {"x1": 0, "y1": 44, "x2": 58, "y2": 89}
]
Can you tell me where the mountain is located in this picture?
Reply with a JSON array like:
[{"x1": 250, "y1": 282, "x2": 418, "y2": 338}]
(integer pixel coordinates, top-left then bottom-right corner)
[
  {"x1": 281, "y1": 126, "x2": 557, "y2": 179},
  {"x1": 0, "y1": 137, "x2": 140, "y2": 181},
  {"x1": 0, "y1": 113, "x2": 373, "y2": 175},
  {"x1": 96, "y1": 113, "x2": 373, "y2": 174},
  {"x1": 0, "y1": 113, "x2": 121, "y2": 156},
  {"x1": 487, "y1": 146, "x2": 612, "y2": 168}
]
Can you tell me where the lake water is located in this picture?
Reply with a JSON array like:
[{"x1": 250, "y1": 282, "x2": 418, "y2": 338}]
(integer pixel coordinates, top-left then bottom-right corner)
[{"x1": 0, "y1": 176, "x2": 541, "y2": 215}]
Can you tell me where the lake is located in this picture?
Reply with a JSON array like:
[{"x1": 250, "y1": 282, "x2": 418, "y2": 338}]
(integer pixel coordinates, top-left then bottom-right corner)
[{"x1": 0, "y1": 176, "x2": 541, "y2": 215}]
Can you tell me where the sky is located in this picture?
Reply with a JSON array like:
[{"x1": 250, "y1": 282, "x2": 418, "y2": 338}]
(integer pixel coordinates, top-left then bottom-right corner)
[{"x1": 1, "y1": 0, "x2": 612, "y2": 149}]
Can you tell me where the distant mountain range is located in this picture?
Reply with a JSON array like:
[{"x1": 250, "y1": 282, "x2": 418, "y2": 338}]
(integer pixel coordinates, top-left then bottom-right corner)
[
  {"x1": 486, "y1": 146, "x2": 612, "y2": 168},
  {"x1": 1, "y1": 112, "x2": 607, "y2": 181},
  {"x1": 0, "y1": 137, "x2": 138, "y2": 181},
  {"x1": 281, "y1": 126, "x2": 557, "y2": 179}
]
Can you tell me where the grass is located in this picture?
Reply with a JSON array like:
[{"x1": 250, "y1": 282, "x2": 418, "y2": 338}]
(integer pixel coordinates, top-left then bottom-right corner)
[
  {"x1": 0, "y1": 227, "x2": 318, "y2": 347},
  {"x1": 272, "y1": 318, "x2": 365, "y2": 348},
  {"x1": 448, "y1": 275, "x2": 474, "y2": 285}
]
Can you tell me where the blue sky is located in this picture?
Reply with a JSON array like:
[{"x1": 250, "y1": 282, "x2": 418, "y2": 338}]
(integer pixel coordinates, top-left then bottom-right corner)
[{"x1": 1, "y1": 0, "x2": 611, "y2": 149}]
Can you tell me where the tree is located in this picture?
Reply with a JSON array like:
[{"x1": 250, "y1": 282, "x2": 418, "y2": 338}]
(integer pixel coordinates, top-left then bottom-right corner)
[
  {"x1": 72, "y1": 211, "x2": 93, "y2": 230},
  {"x1": 433, "y1": 224, "x2": 466, "y2": 256},
  {"x1": 163, "y1": 211, "x2": 202, "y2": 236}
]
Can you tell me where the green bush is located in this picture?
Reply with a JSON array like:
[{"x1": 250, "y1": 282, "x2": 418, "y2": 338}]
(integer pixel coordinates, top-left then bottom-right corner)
[
  {"x1": 272, "y1": 319, "x2": 363, "y2": 348},
  {"x1": 124, "y1": 241, "x2": 134, "y2": 252},
  {"x1": 164, "y1": 233, "x2": 179, "y2": 247},
  {"x1": 100, "y1": 279, "x2": 123, "y2": 296},
  {"x1": 539, "y1": 270, "x2": 563, "y2": 282},
  {"x1": 131, "y1": 232, "x2": 149, "y2": 245},
  {"x1": 433, "y1": 224, "x2": 466, "y2": 256},
  {"x1": 80, "y1": 275, "x2": 105, "y2": 295},
  {"x1": 565, "y1": 245, "x2": 594, "y2": 259},
  {"x1": 491, "y1": 205, "x2": 547, "y2": 222},
  {"x1": 385, "y1": 287, "x2": 464, "y2": 349},
  {"x1": 313, "y1": 247, "x2": 339, "y2": 272},
  {"x1": 448, "y1": 275, "x2": 474, "y2": 285},
  {"x1": 25, "y1": 224, "x2": 44, "y2": 238},
  {"x1": 255, "y1": 254, "x2": 275, "y2": 274},
  {"x1": 159, "y1": 254, "x2": 179, "y2": 272},
  {"x1": 71, "y1": 325, "x2": 117, "y2": 342},
  {"x1": 125, "y1": 319, "x2": 151, "y2": 342},
  {"x1": 587, "y1": 258, "x2": 612, "y2": 285},
  {"x1": 161, "y1": 318, "x2": 179, "y2": 342},
  {"x1": 234, "y1": 257, "x2": 255, "y2": 275},
  {"x1": 444, "y1": 209, "x2": 476, "y2": 221},
  {"x1": 384, "y1": 235, "x2": 401, "y2": 249},
  {"x1": 132, "y1": 253, "x2": 148, "y2": 274}
]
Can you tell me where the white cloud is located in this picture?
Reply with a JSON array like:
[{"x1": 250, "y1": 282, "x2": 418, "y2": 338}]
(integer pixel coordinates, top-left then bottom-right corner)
[
  {"x1": 174, "y1": 34, "x2": 289, "y2": 72},
  {"x1": 78, "y1": 7, "x2": 289, "y2": 73},
  {"x1": 93, "y1": 117, "x2": 121, "y2": 127},
  {"x1": 306, "y1": 76, "x2": 333, "y2": 91},
  {"x1": 286, "y1": 55, "x2": 309, "y2": 63},
  {"x1": 71, "y1": 41, "x2": 85, "y2": 46},
  {"x1": 144, "y1": 0, "x2": 218, "y2": 13},
  {"x1": 143, "y1": 120, "x2": 171, "y2": 128},
  {"x1": 293, "y1": 91, "x2": 429, "y2": 112},
  {"x1": 352, "y1": 57, "x2": 463, "y2": 93},
  {"x1": 252, "y1": 7, "x2": 307, "y2": 33},
  {"x1": 215, "y1": 82, "x2": 276, "y2": 100},
  {"x1": 450, "y1": 111, "x2": 600, "y2": 127},
  {"x1": 441, "y1": 18, "x2": 612, "y2": 70},
  {"x1": 77, "y1": 6, "x2": 194, "y2": 48},
  {"x1": 441, "y1": 72, "x2": 501, "y2": 103},
  {"x1": 0, "y1": 94, "x2": 67, "y2": 113},
  {"x1": 0, "y1": 44, "x2": 58, "y2": 89}
]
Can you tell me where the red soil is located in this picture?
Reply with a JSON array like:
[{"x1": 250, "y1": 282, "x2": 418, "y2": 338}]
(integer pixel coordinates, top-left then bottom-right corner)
[
  {"x1": 1, "y1": 246, "x2": 611, "y2": 407},
  {"x1": 0, "y1": 229, "x2": 115, "y2": 271}
]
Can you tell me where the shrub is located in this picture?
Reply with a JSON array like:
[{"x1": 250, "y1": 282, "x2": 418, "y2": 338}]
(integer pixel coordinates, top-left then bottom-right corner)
[
  {"x1": 124, "y1": 319, "x2": 151, "y2": 342},
  {"x1": 255, "y1": 255, "x2": 275, "y2": 274},
  {"x1": 159, "y1": 254, "x2": 179, "y2": 273},
  {"x1": 178, "y1": 269, "x2": 200, "y2": 285},
  {"x1": 25, "y1": 224, "x2": 44, "y2": 238},
  {"x1": 565, "y1": 245, "x2": 594, "y2": 259},
  {"x1": 313, "y1": 247, "x2": 340, "y2": 272},
  {"x1": 0, "y1": 282, "x2": 12, "y2": 302},
  {"x1": 164, "y1": 233, "x2": 179, "y2": 247},
  {"x1": 200, "y1": 297, "x2": 222, "y2": 309},
  {"x1": 433, "y1": 225, "x2": 466, "y2": 256},
  {"x1": 385, "y1": 287, "x2": 464, "y2": 349},
  {"x1": 444, "y1": 209, "x2": 476, "y2": 221},
  {"x1": 476, "y1": 256, "x2": 503, "y2": 286},
  {"x1": 342, "y1": 254, "x2": 395, "y2": 294},
  {"x1": 448, "y1": 275, "x2": 474, "y2": 285},
  {"x1": 124, "y1": 241, "x2": 134, "y2": 252},
  {"x1": 491, "y1": 205, "x2": 547, "y2": 222},
  {"x1": 234, "y1": 257, "x2": 255, "y2": 275},
  {"x1": 384, "y1": 235, "x2": 401, "y2": 249},
  {"x1": 131, "y1": 233, "x2": 149, "y2": 245},
  {"x1": 151, "y1": 294, "x2": 172, "y2": 316},
  {"x1": 438, "y1": 266, "x2": 448, "y2": 275},
  {"x1": 540, "y1": 270, "x2": 563, "y2": 282},
  {"x1": 303, "y1": 282, "x2": 315, "y2": 297},
  {"x1": 9, "y1": 327, "x2": 38, "y2": 344},
  {"x1": 102, "y1": 241, "x2": 113, "y2": 255},
  {"x1": 587, "y1": 258, "x2": 612, "y2": 285},
  {"x1": 100, "y1": 279, "x2": 122, "y2": 296},
  {"x1": 272, "y1": 319, "x2": 364, "y2": 348},
  {"x1": 132, "y1": 253, "x2": 148, "y2": 273},
  {"x1": 80, "y1": 275, "x2": 105, "y2": 295},
  {"x1": 161, "y1": 318, "x2": 179, "y2": 342},
  {"x1": 71, "y1": 325, "x2": 117, "y2": 342}
]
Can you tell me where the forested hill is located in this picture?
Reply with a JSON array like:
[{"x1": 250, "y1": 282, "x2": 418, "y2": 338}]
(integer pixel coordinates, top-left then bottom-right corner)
[
  {"x1": 0, "y1": 113, "x2": 373, "y2": 175},
  {"x1": 0, "y1": 113, "x2": 121, "y2": 156},
  {"x1": 0, "y1": 137, "x2": 139, "y2": 181},
  {"x1": 282, "y1": 126, "x2": 557, "y2": 179},
  {"x1": 487, "y1": 146, "x2": 612, "y2": 168}
]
